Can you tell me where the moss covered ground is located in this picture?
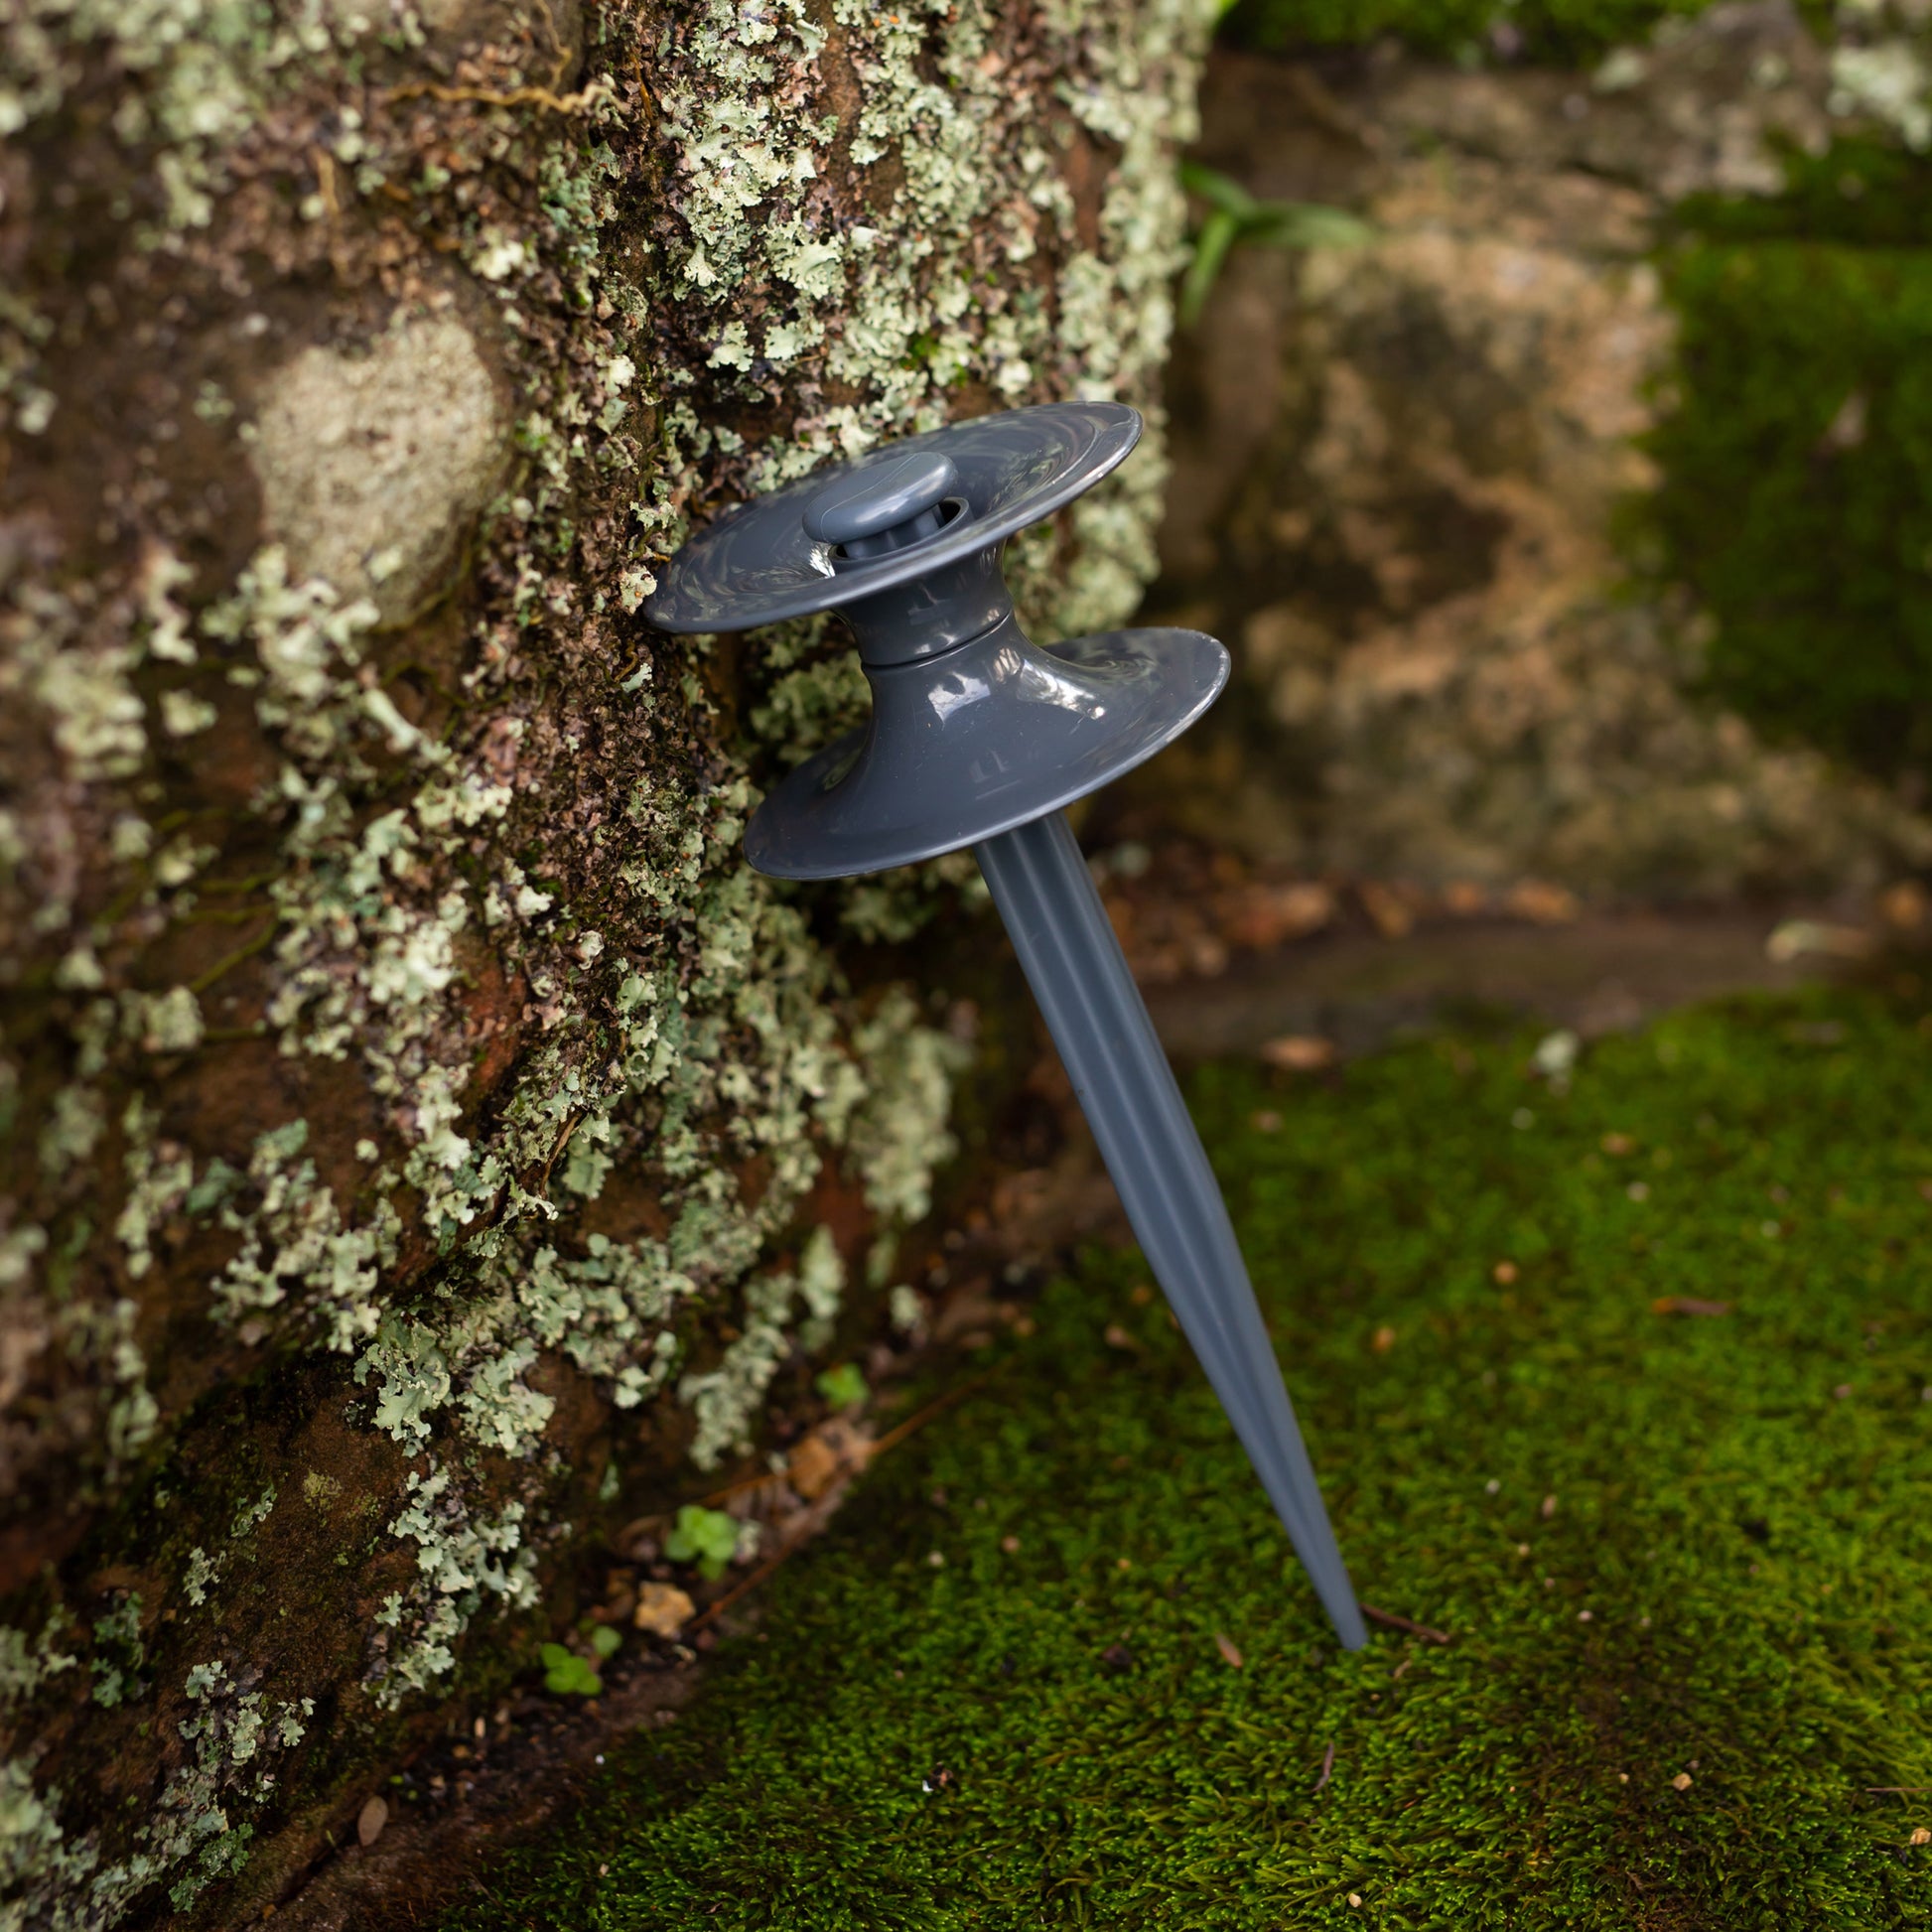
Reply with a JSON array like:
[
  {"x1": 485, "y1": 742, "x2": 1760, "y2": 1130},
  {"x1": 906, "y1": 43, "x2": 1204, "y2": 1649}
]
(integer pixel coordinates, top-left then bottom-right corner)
[{"x1": 455, "y1": 988, "x2": 1932, "y2": 1928}]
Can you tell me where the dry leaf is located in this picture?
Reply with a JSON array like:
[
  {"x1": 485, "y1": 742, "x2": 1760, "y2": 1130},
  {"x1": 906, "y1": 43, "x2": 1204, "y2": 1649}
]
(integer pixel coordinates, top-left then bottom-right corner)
[
  {"x1": 1214, "y1": 1631, "x2": 1244, "y2": 1669},
  {"x1": 1188, "y1": 934, "x2": 1230, "y2": 978},
  {"x1": 1504, "y1": 880, "x2": 1580, "y2": 925},
  {"x1": 1103, "y1": 1322, "x2": 1140, "y2": 1352},
  {"x1": 1359, "y1": 881, "x2": 1415, "y2": 938},
  {"x1": 1371, "y1": 1324, "x2": 1396, "y2": 1353},
  {"x1": 1492, "y1": 1261, "x2": 1518, "y2": 1285},
  {"x1": 1909, "y1": 1827, "x2": 1931, "y2": 1848},
  {"x1": 786, "y1": 1417, "x2": 874, "y2": 1501},
  {"x1": 1222, "y1": 881, "x2": 1335, "y2": 950},
  {"x1": 1261, "y1": 1034, "x2": 1335, "y2": 1072},
  {"x1": 1881, "y1": 881, "x2": 1928, "y2": 932},
  {"x1": 1766, "y1": 919, "x2": 1874, "y2": 964},
  {"x1": 356, "y1": 1795, "x2": 389, "y2": 1848},
  {"x1": 1600, "y1": 1132, "x2": 1636, "y2": 1157},
  {"x1": 785, "y1": 1433, "x2": 844, "y2": 1501},
  {"x1": 1541, "y1": 1494, "x2": 1558, "y2": 1519},
  {"x1": 1671, "y1": 1771, "x2": 1693, "y2": 1791},
  {"x1": 632, "y1": 1582, "x2": 696, "y2": 1638},
  {"x1": 1653, "y1": 1296, "x2": 1731, "y2": 1317}
]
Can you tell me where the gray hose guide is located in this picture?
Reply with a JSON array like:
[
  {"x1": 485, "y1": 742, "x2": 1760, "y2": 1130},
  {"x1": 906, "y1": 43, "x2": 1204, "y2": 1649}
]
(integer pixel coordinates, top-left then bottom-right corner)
[{"x1": 646, "y1": 401, "x2": 1367, "y2": 1648}]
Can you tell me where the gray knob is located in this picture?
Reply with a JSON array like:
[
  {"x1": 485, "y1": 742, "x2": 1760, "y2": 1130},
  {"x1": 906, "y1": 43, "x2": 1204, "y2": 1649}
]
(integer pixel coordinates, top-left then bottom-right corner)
[
  {"x1": 803, "y1": 450, "x2": 958, "y2": 558},
  {"x1": 644, "y1": 402, "x2": 1227, "y2": 870}
]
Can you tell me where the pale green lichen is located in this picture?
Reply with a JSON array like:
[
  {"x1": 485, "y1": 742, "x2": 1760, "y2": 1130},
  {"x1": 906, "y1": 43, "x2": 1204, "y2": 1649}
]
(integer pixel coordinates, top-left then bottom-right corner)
[
  {"x1": 371, "y1": 1470, "x2": 540, "y2": 1706},
  {"x1": 3, "y1": 581, "x2": 147, "y2": 785},
  {"x1": 0, "y1": 1626, "x2": 311, "y2": 1926},
  {"x1": 678, "y1": 1224, "x2": 851, "y2": 1470},
  {"x1": 121, "y1": 987, "x2": 204, "y2": 1054},
  {"x1": 177, "y1": 1485, "x2": 275, "y2": 1612},
  {"x1": 0, "y1": 1617, "x2": 76, "y2": 1708},
  {"x1": 847, "y1": 989, "x2": 969, "y2": 1233},
  {"x1": 181, "y1": 1549, "x2": 216, "y2": 1609},
  {"x1": 0, "y1": 0, "x2": 1213, "y2": 1912},
  {"x1": 37, "y1": 1086, "x2": 104, "y2": 1179},
  {"x1": 208, "y1": 1119, "x2": 395, "y2": 1349},
  {"x1": 0, "y1": 0, "x2": 397, "y2": 240},
  {"x1": 1830, "y1": 35, "x2": 1932, "y2": 149},
  {"x1": 89, "y1": 1594, "x2": 146, "y2": 1710}
]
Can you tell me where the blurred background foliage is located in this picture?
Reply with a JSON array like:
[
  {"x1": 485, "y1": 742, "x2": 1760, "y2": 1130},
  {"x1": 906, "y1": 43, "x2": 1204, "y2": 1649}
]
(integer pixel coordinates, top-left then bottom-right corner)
[
  {"x1": 1220, "y1": 0, "x2": 1719, "y2": 66},
  {"x1": 1650, "y1": 140, "x2": 1932, "y2": 783}
]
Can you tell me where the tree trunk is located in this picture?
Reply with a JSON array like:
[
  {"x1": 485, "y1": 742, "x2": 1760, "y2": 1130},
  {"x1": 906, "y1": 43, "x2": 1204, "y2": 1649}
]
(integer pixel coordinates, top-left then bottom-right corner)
[{"x1": 0, "y1": 0, "x2": 1208, "y2": 1920}]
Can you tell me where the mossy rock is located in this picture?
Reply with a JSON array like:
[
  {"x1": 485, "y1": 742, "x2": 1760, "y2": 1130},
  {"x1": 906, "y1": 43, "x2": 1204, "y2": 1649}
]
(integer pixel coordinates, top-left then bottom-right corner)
[
  {"x1": 1218, "y1": 0, "x2": 1717, "y2": 67},
  {"x1": 1648, "y1": 142, "x2": 1932, "y2": 783}
]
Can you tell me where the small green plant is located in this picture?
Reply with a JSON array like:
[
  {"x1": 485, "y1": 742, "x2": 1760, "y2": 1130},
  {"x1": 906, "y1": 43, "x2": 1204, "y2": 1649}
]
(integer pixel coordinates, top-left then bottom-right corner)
[
  {"x1": 664, "y1": 1504, "x2": 739, "y2": 1581},
  {"x1": 813, "y1": 1362, "x2": 869, "y2": 1410},
  {"x1": 589, "y1": 1624, "x2": 622, "y2": 1661},
  {"x1": 1177, "y1": 162, "x2": 1371, "y2": 329},
  {"x1": 539, "y1": 1642, "x2": 601, "y2": 1697}
]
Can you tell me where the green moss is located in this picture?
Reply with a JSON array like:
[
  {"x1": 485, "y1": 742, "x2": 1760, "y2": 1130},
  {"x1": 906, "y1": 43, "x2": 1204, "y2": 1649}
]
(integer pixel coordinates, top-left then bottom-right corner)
[
  {"x1": 1218, "y1": 0, "x2": 1713, "y2": 67},
  {"x1": 1672, "y1": 137, "x2": 1932, "y2": 250},
  {"x1": 450, "y1": 987, "x2": 1932, "y2": 1927},
  {"x1": 1647, "y1": 147, "x2": 1932, "y2": 780}
]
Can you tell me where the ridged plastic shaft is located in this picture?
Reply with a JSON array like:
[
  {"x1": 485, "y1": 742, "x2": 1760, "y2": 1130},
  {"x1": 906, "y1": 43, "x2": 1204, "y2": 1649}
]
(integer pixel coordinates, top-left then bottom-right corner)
[{"x1": 975, "y1": 810, "x2": 1366, "y2": 1649}]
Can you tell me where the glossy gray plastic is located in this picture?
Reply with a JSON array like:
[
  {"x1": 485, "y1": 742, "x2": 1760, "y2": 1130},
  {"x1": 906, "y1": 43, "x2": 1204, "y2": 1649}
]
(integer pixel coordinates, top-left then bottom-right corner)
[
  {"x1": 978, "y1": 813, "x2": 1368, "y2": 1649},
  {"x1": 804, "y1": 449, "x2": 958, "y2": 553},
  {"x1": 747, "y1": 620, "x2": 1227, "y2": 880},
  {"x1": 641, "y1": 402, "x2": 1366, "y2": 1648},
  {"x1": 646, "y1": 401, "x2": 1140, "y2": 640}
]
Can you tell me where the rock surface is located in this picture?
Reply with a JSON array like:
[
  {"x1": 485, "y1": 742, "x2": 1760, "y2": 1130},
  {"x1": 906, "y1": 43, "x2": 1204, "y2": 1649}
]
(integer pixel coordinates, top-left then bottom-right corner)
[
  {"x1": 0, "y1": 0, "x2": 1209, "y2": 1921},
  {"x1": 1152, "y1": 10, "x2": 1932, "y2": 897},
  {"x1": 250, "y1": 308, "x2": 511, "y2": 624}
]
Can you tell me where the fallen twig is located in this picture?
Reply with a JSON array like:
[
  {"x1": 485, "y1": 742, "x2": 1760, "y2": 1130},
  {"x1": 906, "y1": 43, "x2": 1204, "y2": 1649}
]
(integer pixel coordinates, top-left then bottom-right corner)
[
  {"x1": 1360, "y1": 1603, "x2": 1451, "y2": 1644},
  {"x1": 686, "y1": 1547, "x2": 791, "y2": 1632},
  {"x1": 1865, "y1": 1786, "x2": 1932, "y2": 1794},
  {"x1": 385, "y1": 76, "x2": 616, "y2": 115},
  {"x1": 188, "y1": 917, "x2": 278, "y2": 996},
  {"x1": 1313, "y1": 1740, "x2": 1336, "y2": 1793},
  {"x1": 868, "y1": 1366, "x2": 1003, "y2": 1458}
]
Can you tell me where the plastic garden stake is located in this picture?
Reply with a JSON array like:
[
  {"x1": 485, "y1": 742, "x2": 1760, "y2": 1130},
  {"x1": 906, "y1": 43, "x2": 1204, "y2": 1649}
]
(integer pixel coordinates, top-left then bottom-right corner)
[{"x1": 648, "y1": 402, "x2": 1367, "y2": 1649}]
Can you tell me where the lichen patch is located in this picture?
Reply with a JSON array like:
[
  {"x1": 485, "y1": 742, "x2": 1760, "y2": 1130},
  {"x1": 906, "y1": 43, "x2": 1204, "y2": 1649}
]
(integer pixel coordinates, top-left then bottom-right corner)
[{"x1": 250, "y1": 311, "x2": 512, "y2": 625}]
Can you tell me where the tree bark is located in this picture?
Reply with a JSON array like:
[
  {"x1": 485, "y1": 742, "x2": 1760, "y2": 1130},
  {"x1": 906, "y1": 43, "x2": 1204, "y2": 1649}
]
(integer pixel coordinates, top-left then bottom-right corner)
[{"x1": 0, "y1": 0, "x2": 1208, "y2": 1920}]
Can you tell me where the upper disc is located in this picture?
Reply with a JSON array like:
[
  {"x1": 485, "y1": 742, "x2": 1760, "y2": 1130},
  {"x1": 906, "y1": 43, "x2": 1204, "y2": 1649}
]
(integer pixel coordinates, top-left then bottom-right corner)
[{"x1": 644, "y1": 401, "x2": 1141, "y2": 634}]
